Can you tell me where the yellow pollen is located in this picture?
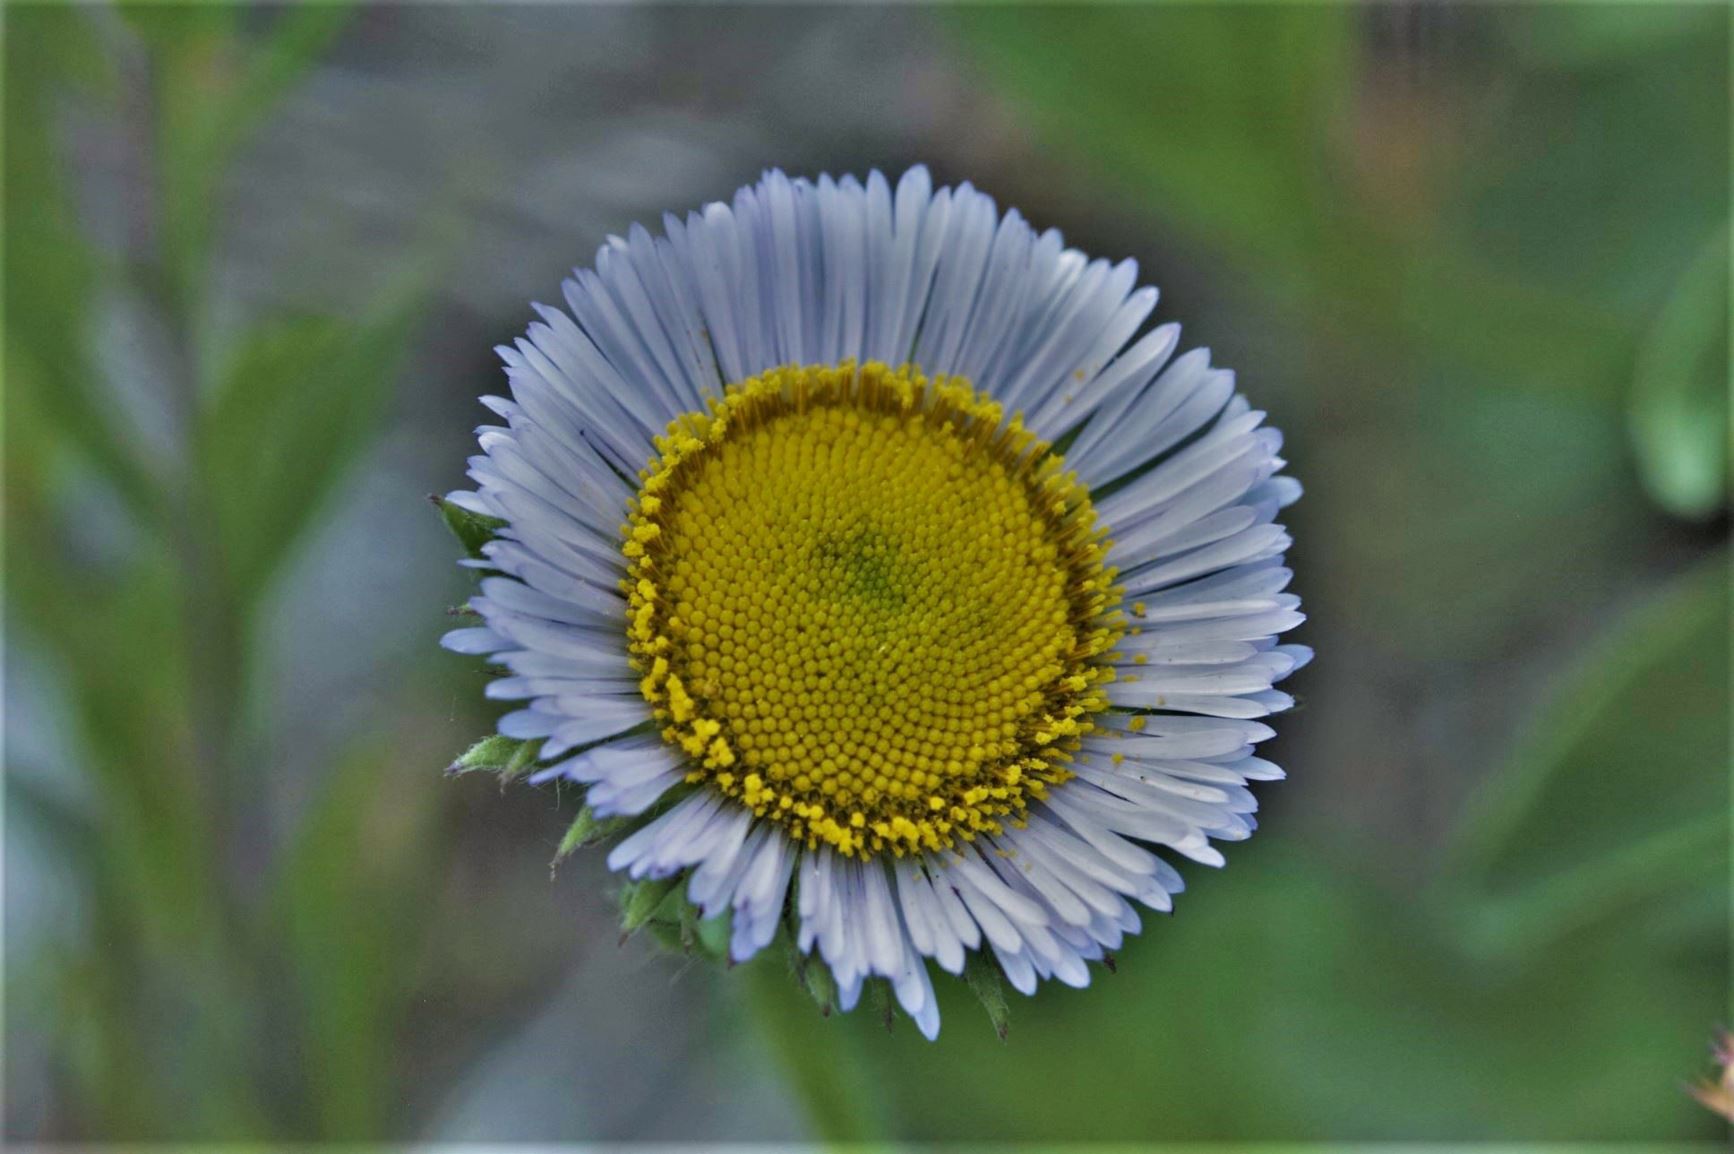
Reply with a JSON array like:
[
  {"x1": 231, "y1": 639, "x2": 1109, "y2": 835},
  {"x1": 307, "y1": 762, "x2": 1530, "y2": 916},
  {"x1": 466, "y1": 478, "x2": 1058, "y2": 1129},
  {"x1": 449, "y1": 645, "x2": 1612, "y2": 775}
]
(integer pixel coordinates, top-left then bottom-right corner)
[{"x1": 623, "y1": 361, "x2": 1122, "y2": 858}]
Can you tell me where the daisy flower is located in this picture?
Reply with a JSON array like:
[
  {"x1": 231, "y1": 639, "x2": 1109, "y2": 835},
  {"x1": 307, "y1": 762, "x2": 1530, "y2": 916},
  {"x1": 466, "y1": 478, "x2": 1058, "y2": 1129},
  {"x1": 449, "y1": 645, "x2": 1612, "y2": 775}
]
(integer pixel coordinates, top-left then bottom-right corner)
[{"x1": 443, "y1": 166, "x2": 1307, "y2": 1039}]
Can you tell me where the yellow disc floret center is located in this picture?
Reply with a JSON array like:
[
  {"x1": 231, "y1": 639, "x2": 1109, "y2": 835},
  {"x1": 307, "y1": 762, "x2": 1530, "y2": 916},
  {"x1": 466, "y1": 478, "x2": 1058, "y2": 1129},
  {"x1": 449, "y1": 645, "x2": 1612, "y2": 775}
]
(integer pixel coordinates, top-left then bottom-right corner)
[{"x1": 623, "y1": 362, "x2": 1120, "y2": 858}]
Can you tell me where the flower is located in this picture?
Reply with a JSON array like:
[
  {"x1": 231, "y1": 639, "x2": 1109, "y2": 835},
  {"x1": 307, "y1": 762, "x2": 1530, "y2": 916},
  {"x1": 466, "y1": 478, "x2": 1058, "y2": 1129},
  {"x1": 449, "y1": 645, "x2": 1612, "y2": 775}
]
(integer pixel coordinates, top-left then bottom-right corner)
[
  {"x1": 1690, "y1": 1029, "x2": 1734, "y2": 1121},
  {"x1": 443, "y1": 166, "x2": 1307, "y2": 1039}
]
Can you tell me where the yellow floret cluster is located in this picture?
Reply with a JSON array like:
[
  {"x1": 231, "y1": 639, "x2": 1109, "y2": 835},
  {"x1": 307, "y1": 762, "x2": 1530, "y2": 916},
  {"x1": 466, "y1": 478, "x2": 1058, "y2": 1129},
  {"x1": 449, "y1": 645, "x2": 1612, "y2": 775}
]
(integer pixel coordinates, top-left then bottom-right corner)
[{"x1": 623, "y1": 361, "x2": 1122, "y2": 858}]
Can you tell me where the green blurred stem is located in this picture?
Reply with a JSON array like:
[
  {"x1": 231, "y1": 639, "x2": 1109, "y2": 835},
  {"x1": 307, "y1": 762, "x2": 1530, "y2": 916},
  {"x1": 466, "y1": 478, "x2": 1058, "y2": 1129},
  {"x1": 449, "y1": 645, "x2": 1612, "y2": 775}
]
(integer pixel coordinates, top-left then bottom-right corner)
[
  {"x1": 130, "y1": 42, "x2": 269, "y2": 1133},
  {"x1": 126, "y1": 48, "x2": 246, "y2": 921},
  {"x1": 742, "y1": 958, "x2": 882, "y2": 1145}
]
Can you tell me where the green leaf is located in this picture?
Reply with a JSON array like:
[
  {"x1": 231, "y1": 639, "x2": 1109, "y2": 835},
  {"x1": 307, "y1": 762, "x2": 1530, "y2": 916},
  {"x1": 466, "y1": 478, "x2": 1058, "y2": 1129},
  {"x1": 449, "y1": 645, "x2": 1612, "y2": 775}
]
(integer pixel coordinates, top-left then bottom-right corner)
[
  {"x1": 1445, "y1": 554, "x2": 1731, "y2": 954},
  {"x1": 278, "y1": 753, "x2": 392, "y2": 1137},
  {"x1": 228, "y1": 6, "x2": 355, "y2": 144},
  {"x1": 1500, "y1": 6, "x2": 1725, "y2": 70},
  {"x1": 122, "y1": 3, "x2": 350, "y2": 148},
  {"x1": 433, "y1": 494, "x2": 508, "y2": 561},
  {"x1": 3, "y1": 531, "x2": 215, "y2": 950},
  {"x1": 131, "y1": 11, "x2": 241, "y2": 320},
  {"x1": 118, "y1": 4, "x2": 237, "y2": 47},
  {"x1": 951, "y1": 7, "x2": 1351, "y2": 275},
  {"x1": 1629, "y1": 224, "x2": 1731, "y2": 520},
  {"x1": 1456, "y1": 814, "x2": 1725, "y2": 960},
  {"x1": 201, "y1": 304, "x2": 421, "y2": 602},
  {"x1": 123, "y1": 5, "x2": 354, "y2": 321},
  {"x1": 3, "y1": 8, "x2": 163, "y2": 527}
]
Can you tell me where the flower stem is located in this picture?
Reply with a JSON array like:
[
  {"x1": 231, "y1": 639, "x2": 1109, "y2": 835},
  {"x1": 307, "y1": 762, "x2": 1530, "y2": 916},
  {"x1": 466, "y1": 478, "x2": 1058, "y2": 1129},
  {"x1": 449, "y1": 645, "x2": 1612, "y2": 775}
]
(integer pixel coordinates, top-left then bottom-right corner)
[{"x1": 742, "y1": 956, "x2": 884, "y2": 1144}]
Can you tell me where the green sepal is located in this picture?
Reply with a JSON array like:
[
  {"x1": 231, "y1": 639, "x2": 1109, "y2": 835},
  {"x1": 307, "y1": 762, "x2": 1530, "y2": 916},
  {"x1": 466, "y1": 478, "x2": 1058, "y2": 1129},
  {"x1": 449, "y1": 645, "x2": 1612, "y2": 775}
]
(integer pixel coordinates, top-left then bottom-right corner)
[
  {"x1": 963, "y1": 951, "x2": 1011, "y2": 1041},
  {"x1": 550, "y1": 806, "x2": 629, "y2": 873},
  {"x1": 431, "y1": 493, "x2": 507, "y2": 560},
  {"x1": 446, "y1": 734, "x2": 543, "y2": 783},
  {"x1": 866, "y1": 976, "x2": 896, "y2": 1031},
  {"x1": 788, "y1": 940, "x2": 838, "y2": 1016},
  {"x1": 619, "y1": 875, "x2": 683, "y2": 937},
  {"x1": 694, "y1": 909, "x2": 731, "y2": 960},
  {"x1": 645, "y1": 918, "x2": 685, "y2": 954},
  {"x1": 670, "y1": 892, "x2": 706, "y2": 954},
  {"x1": 625, "y1": 878, "x2": 732, "y2": 959}
]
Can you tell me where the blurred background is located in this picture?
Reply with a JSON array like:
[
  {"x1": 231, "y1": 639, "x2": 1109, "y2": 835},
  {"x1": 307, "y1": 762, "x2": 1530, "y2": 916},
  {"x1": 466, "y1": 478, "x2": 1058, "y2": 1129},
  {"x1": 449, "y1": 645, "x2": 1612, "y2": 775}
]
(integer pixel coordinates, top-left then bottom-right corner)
[{"x1": 4, "y1": 2, "x2": 1729, "y2": 1144}]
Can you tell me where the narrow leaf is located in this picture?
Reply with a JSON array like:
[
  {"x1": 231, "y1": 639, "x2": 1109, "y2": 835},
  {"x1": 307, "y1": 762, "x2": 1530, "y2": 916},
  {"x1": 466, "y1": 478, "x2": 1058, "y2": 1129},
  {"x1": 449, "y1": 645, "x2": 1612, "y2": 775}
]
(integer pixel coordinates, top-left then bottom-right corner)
[
  {"x1": 1630, "y1": 223, "x2": 1731, "y2": 519},
  {"x1": 201, "y1": 303, "x2": 422, "y2": 603},
  {"x1": 1444, "y1": 554, "x2": 1730, "y2": 951}
]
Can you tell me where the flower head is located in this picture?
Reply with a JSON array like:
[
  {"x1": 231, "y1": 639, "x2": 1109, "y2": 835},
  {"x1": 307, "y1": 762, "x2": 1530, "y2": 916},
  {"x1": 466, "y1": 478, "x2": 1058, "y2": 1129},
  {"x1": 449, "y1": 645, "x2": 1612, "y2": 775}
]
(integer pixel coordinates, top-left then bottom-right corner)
[{"x1": 443, "y1": 167, "x2": 1307, "y2": 1038}]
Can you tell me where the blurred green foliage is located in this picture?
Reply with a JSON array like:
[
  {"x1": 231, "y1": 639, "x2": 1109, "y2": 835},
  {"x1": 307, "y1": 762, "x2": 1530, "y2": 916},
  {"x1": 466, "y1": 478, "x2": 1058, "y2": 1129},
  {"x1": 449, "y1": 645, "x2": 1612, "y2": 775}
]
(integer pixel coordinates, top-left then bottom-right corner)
[
  {"x1": 204, "y1": 310, "x2": 420, "y2": 599},
  {"x1": 5, "y1": 5, "x2": 441, "y2": 1139},
  {"x1": 4, "y1": 2, "x2": 1729, "y2": 1145},
  {"x1": 1451, "y1": 558, "x2": 1728, "y2": 955}
]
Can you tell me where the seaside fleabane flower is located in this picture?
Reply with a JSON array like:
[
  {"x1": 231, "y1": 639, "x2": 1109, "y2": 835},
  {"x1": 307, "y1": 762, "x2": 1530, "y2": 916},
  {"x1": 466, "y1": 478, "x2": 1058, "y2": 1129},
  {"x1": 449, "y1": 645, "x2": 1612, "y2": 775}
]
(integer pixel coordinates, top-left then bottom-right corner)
[{"x1": 442, "y1": 167, "x2": 1307, "y2": 1039}]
